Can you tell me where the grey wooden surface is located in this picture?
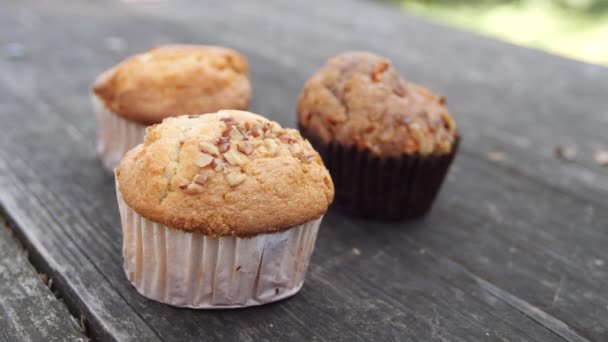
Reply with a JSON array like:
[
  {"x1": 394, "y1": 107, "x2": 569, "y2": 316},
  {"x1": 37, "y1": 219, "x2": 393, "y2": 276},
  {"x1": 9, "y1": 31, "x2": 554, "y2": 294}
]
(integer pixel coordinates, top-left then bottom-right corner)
[
  {"x1": 0, "y1": 220, "x2": 85, "y2": 342},
  {"x1": 1, "y1": 0, "x2": 608, "y2": 341}
]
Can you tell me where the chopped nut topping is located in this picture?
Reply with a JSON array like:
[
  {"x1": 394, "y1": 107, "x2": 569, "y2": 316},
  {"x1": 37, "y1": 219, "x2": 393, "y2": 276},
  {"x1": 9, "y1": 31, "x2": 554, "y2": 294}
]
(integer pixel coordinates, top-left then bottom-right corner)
[
  {"x1": 220, "y1": 117, "x2": 235, "y2": 125},
  {"x1": 214, "y1": 136, "x2": 229, "y2": 146},
  {"x1": 234, "y1": 124, "x2": 248, "y2": 140},
  {"x1": 264, "y1": 139, "x2": 278, "y2": 155},
  {"x1": 279, "y1": 134, "x2": 297, "y2": 144},
  {"x1": 226, "y1": 171, "x2": 246, "y2": 186},
  {"x1": 219, "y1": 142, "x2": 231, "y2": 153},
  {"x1": 371, "y1": 62, "x2": 389, "y2": 82},
  {"x1": 178, "y1": 182, "x2": 189, "y2": 190},
  {"x1": 195, "y1": 154, "x2": 214, "y2": 167},
  {"x1": 199, "y1": 141, "x2": 219, "y2": 156},
  {"x1": 222, "y1": 124, "x2": 233, "y2": 136},
  {"x1": 297, "y1": 152, "x2": 315, "y2": 163},
  {"x1": 193, "y1": 172, "x2": 208, "y2": 186},
  {"x1": 211, "y1": 158, "x2": 225, "y2": 172},
  {"x1": 441, "y1": 113, "x2": 454, "y2": 130},
  {"x1": 223, "y1": 148, "x2": 248, "y2": 166},
  {"x1": 237, "y1": 141, "x2": 255, "y2": 155},
  {"x1": 250, "y1": 129, "x2": 261, "y2": 138}
]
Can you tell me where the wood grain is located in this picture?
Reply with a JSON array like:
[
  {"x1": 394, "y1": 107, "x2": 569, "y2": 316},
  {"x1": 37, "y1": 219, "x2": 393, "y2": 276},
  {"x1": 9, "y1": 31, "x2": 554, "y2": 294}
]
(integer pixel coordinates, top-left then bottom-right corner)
[
  {"x1": 0, "y1": 0, "x2": 607, "y2": 341},
  {"x1": 0, "y1": 218, "x2": 86, "y2": 342}
]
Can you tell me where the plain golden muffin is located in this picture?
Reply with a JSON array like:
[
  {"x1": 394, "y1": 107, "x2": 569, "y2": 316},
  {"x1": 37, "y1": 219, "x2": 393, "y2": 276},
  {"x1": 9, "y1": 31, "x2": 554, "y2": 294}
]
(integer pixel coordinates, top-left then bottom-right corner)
[
  {"x1": 116, "y1": 110, "x2": 334, "y2": 237},
  {"x1": 297, "y1": 51, "x2": 458, "y2": 157},
  {"x1": 93, "y1": 45, "x2": 251, "y2": 125}
]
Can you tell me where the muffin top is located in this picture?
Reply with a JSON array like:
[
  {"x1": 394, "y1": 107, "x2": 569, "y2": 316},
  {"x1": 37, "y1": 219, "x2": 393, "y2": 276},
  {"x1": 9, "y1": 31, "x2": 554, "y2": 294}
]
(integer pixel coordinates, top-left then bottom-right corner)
[
  {"x1": 93, "y1": 45, "x2": 251, "y2": 125},
  {"x1": 117, "y1": 110, "x2": 334, "y2": 237},
  {"x1": 297, "y1": 51, "x2": 458, "y2": 157}
]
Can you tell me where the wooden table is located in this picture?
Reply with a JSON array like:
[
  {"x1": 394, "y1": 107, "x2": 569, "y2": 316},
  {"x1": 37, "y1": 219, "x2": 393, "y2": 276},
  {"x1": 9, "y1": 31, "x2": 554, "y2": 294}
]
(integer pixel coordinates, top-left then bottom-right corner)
[{"x1": 1, "y1": 0, "x2": 608, "y2": 341}]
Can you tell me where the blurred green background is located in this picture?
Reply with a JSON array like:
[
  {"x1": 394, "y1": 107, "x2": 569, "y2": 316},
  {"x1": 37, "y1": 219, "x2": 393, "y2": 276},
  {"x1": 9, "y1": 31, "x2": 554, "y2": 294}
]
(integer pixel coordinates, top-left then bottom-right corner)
[{"x1": 398, "y1": 0, "x2": 608, "y2": 65}]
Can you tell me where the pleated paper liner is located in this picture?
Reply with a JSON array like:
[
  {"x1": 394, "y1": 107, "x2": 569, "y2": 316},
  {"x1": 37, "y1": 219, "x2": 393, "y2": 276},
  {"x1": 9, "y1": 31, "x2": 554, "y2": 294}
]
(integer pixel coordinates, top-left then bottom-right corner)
[
  {"x1": 115, "y1": 179, "x2": 322, "y2": 309},
  {"x1": 93, "y1": 94, "x2": 147, "y2": 172},
  {"x1": 301, "y1": 126, "x2": 459, "y2": 220}
]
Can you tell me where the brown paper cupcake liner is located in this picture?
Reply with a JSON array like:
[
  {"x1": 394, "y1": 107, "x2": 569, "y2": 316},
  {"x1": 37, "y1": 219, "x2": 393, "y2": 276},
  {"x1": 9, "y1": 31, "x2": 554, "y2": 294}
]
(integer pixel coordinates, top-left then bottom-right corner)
[{"x1": 301, "y1": 127, "x2": 459, "y2": 220}]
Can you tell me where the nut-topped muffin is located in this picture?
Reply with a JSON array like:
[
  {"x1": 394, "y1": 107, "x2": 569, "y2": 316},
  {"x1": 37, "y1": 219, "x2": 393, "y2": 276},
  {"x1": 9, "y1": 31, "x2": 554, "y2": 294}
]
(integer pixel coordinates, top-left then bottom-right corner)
[
  {"x1": 116, "y1": 110, "x2": 333, "y2": 308},
  {"x1": 297, "y1": 51, "x2": 459, "y2": 219},
  {"x1": 92, "y1": 44, "x2": 251, "y2": 171}
]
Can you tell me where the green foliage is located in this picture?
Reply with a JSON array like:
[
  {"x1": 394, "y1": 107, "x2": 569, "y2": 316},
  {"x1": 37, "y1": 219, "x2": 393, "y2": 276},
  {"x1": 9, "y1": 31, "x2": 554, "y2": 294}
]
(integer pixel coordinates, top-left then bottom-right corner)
[
  {"x1": 402, "y1": 0, "x2": 608, "y2": 13},
  {"x1": 398, "y1": 0, "x2": 608, "y2": 65}
]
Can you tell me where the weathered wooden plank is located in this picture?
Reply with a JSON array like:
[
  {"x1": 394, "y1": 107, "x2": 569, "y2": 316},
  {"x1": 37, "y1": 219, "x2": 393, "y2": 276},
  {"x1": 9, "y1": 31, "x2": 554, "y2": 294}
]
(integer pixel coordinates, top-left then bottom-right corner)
[
  {"x1": 0, "y1": 0, "x2": 607, "y2": 341},
  {"x1": 0, "y1": 218, "x2": 86, "y2": 342}
]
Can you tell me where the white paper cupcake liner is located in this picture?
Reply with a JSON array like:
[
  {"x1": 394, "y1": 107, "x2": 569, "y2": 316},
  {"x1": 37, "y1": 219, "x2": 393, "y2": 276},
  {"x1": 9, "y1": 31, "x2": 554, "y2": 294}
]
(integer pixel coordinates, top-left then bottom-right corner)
[
  {"x1": 115, "y1": 182, "x2": 322, "y2": 309},
  {"x1": 93, "y1": 94, "x2": 147, "y2": 172}
]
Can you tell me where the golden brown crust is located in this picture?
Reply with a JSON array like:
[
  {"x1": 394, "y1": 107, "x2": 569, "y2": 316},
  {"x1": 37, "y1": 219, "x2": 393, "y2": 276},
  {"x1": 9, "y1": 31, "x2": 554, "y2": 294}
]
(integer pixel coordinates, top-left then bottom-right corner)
[
  {"x1": 297, "y1": 51, "x2": 458, "y2": 157},
  {"x1": 116, "y1": 110, "x2": 334, "y2": 237},
  {"x1": 92, "y1": 45, "x2": 251, "y2": 125}
]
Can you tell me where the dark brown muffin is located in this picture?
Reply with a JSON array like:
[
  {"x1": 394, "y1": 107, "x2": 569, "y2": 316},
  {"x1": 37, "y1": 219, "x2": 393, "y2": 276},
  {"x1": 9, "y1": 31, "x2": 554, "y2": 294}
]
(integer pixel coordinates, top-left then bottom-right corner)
[{"x1": 297, "y1": 51, "x2": 459, "y2": 219}]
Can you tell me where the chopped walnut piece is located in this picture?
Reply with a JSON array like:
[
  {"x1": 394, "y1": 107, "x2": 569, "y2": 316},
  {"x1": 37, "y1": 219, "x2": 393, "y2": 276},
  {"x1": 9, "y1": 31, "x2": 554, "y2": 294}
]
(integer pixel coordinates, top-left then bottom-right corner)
[
  {"x1": 193, "y1": 173, "x2": 208, "y2": 186},
  {"x1": 220, "y1": 117, "x2": 235, "y2": 125},
  {"x1": 178, "y1": 182, "x2": 189, "y2": 190},
  {"x1": 250, "y1": 129, "x2": 261, "y2": 138},
  {"x1": 297, "y1": 152, "x2": 314, "y2": 163},
  {"x1": 223, "y1": 148, "x2": 248, "y2": 166},
  {"x1": 215, "y1": 136, "x2": 229, "y2": 145},
  {"x1": 231, "y1": 123, "x2": 248, "y2": 139},
  {"x1": 441, "y1": 113, "x2": 454, "y2": 131},
  {"x1": 218, "y1": 142, "x2": 231, "y2": 153},
  {"x1": 199, "y1": 141, "x2": 219, "y2": 156},
  {"x1": 264, "y1": 139, "x2": 278, "y2": 155},
  {"x1": 211, "y1": 158, "x2": 225, "y2": 172},
  {"x1": 279, "y1": 134, "x2": 297, "y2": 144},
  {"x1": 195, "y1": 154, "x2": 214, "y2": 167},
  {"x1": 226, "y1": 171, "x2": 246, "y2": 186},
  {"x1": 371, "y1": 62, "x2": 389, "y2": 82},
  {"x1": 262, "y1": 122, "x2": 272, "y2": 133},
  {"x1": 222, "y1": 124, "x2": 233, "y2": 136},
  {"x1": 237, "y1": 141, "x2": 255, "y2": 155}
]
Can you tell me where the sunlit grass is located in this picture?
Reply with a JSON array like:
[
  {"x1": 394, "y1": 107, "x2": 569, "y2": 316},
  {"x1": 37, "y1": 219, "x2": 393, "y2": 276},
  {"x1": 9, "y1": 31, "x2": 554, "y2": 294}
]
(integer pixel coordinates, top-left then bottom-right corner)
[{"x1": 400, "y1": 1, "x2": 608, "y2": 65}]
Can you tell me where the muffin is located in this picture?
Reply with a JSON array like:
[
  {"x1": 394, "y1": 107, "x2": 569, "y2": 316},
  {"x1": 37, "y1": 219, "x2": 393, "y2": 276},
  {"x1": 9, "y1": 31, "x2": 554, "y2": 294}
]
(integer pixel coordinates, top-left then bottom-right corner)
[
  {"x1": 115, "y1": 110, "x2": 334, "y2": 308},
  {"x1": 297, "y1": 51, "x2": 458, "y2": 220},
  {"x1": 92, "y1": 45, "x2": 251, "y2": 171}
]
